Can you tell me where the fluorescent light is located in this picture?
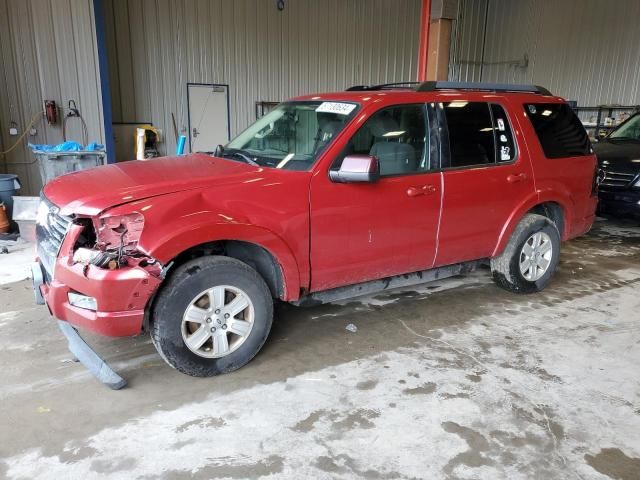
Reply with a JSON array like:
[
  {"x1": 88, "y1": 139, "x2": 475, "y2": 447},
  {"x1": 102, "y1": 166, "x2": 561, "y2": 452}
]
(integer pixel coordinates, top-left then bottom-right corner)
[
  {"x1": 479, "y1": 127, "x2": 495, "y2": 132},
  {"x1": 383, "y1": 130, "x2": 406, "y2": 137},
  {"x1": 448, "y1": 101, "x2": 468, "y2": 108},
  {"x1": 68, "y1": 292, "x2": 97, "y2": 311},
  {"x1": 542, "y1": 110, "x2": 552, "y2": 116}
]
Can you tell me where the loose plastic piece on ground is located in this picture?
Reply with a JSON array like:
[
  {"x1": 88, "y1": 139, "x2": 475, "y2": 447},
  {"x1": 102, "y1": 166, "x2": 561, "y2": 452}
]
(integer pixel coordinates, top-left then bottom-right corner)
[
  {"x1": 346, "y1": 323, "x2": 358, "y2": 333},
  {"x1": 57, "y1": 320, "x2": 127, "y2": 390}
]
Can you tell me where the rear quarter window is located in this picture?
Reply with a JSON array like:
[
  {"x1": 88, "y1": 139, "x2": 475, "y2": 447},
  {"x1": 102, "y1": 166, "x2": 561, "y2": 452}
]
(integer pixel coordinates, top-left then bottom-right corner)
[{"x1": 525, "y1": 103, "x2": 592, "y2": 158}]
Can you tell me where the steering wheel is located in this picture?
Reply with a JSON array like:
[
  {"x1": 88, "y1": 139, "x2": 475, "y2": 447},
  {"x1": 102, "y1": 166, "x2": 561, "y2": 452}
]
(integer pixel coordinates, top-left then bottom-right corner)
[{"x1": 227, "y1": 150, "x2": 260, "y2": 166}]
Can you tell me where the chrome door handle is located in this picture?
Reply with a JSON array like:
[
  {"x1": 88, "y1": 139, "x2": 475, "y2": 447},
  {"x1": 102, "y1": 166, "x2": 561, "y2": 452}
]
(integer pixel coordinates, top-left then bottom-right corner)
[
  {"x1": 407, "y1": 185, "x2": 436, "y2": 197},
  {"x1": 507, "y1": 173, "x2": 527, "y2": 183}
]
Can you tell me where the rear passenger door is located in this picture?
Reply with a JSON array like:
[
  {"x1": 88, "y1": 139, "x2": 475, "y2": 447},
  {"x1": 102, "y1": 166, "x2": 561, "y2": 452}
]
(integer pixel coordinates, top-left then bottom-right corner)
[{"x1": 435, "y1": 100, "x2": 535, "y2": 266}]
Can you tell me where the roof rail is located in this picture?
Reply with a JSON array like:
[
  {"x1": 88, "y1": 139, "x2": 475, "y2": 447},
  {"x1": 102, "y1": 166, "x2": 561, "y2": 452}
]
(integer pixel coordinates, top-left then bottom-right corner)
[
  {"x1": 415, "y1": 81, "x2": 552, "y2": 96},
  {"x1": 346, "y1": 82, "x2": 421, "y2": 91}
]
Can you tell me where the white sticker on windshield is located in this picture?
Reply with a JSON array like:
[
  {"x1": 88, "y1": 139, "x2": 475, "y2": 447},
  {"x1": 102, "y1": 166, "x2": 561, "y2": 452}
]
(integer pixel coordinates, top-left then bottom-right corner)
[
  {"x1": 497, "y1": 118, "x2": 506, "y2": 131},
  {"x1": 316, "y1": 102, "x2": 356, "y2": 115}
]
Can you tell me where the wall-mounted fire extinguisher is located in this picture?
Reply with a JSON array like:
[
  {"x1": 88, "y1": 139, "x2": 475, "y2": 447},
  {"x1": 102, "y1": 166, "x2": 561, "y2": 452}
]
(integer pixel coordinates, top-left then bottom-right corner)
[{"x1": 44, "y1": 100, "x2": 57, "y2": 125}]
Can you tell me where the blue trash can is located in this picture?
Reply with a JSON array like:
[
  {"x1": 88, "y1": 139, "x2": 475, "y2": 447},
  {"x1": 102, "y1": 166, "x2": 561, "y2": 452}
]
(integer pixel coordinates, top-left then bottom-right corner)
[{"x1": 0, "y1": 174, "x2": 21, "y2": 221}]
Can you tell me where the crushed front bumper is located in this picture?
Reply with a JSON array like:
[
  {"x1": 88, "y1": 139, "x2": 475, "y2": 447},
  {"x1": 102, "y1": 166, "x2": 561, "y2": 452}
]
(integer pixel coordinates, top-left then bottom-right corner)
[
  {"x1": 35, "y1": 224, "x2": 162, "y2": 337},
  {"x1": 32, "y1": 222, "x2": 162, "y2": 389}
]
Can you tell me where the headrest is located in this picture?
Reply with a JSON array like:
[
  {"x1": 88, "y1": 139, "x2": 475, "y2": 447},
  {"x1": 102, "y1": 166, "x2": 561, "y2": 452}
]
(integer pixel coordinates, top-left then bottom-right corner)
[{"x1": 367, "y1": 113, "x2": 400, "y2": 137}]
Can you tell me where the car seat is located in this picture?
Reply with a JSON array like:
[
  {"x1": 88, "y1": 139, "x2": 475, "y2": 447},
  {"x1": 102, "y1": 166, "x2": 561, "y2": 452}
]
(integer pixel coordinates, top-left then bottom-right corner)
[{"x1": 368, "y1": 113, "x2": 416, "y2": 175}]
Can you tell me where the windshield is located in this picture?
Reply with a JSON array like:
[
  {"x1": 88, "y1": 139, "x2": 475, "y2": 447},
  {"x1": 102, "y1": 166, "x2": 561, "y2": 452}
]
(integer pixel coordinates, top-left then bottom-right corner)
[
  {"x1": 224, "y1": 101, "x2": 359, "y2": 170},
  {"x1": 609, "y1": 114, "x2": 640, "y2": 140}
]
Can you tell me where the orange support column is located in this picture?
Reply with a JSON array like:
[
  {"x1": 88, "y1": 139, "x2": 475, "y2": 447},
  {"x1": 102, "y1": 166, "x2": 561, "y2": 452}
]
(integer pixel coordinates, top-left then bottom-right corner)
[{"x1": 426, "y1": 18, "x2": 452, "y2": 81}]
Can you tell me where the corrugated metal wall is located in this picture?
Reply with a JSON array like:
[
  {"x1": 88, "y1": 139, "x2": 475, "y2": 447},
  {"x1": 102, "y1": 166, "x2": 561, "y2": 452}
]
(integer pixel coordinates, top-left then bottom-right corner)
[
  {"x1": 0, "y1": 0, "x2": 105, "y2": 196},
  {"x1": 105, "y1": 0, "x2": 422, "y2": 156},
  {"x1": 449, "y1": 0, "x2": 640, "y2": 106}
]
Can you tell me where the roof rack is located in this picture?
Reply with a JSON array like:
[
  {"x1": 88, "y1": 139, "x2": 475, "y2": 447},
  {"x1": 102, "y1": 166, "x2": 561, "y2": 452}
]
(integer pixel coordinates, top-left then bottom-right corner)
[
  {"x1": 415, "y1": 81, "x2": 552, "y2": 96},
  {"x1": 346, "y1": 82, "x2": 421, "y2": 91}
]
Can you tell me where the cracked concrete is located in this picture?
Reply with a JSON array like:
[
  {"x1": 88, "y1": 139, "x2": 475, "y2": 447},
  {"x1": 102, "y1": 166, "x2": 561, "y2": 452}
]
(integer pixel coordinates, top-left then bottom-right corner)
[{"x1": 0, "y1": 217, "x2": 639, "y2": 479}]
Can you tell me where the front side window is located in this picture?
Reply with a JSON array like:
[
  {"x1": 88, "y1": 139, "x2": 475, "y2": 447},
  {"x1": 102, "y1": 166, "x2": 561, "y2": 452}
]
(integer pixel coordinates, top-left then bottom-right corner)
[
  {"x1": 334, "y1": 104, "x2": 429, "y2": 176},
  {"x1": 525, "y1": 103, "x2": 592, "y2": 158},
  {"x1": 224, "y1": 101, "x2": 358, "y2": 170}
]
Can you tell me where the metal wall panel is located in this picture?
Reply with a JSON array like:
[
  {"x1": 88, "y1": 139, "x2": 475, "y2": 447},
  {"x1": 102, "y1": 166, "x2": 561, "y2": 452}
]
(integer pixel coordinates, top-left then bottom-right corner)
[
  {"x1": 0, "y1": 0, "x2": 105, "y2": 195},
  {"x1": 106, "y1": 0, "x2": 422, "y2": 156},
  {"x1": 450, "y1": 0, "x2": 640, "y2": 106}
]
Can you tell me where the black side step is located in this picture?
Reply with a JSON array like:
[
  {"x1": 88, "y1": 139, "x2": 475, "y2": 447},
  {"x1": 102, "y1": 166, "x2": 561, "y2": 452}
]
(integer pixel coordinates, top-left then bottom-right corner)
[{"x1": 292, "y1": 261, "x2": 480, "y2": 306}]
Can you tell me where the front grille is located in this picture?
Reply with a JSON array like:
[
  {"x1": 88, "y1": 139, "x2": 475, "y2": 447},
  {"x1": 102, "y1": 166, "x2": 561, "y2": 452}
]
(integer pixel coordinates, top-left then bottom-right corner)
[
  {"x1": 599, "y1": 169, "x2": 637, "y2": 188},
  {"x1": 36, "y1": 195, "x2": 73, "y2": 281}
]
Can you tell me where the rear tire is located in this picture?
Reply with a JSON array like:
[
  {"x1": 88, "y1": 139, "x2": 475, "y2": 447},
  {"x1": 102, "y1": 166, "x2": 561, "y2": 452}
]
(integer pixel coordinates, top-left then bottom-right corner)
[
  {"x1": 151, "y1": 256, "x2": 273, "y2": 377},
  {"x1": 490, "y1": 214, "x2": 561, "y2": 294}
]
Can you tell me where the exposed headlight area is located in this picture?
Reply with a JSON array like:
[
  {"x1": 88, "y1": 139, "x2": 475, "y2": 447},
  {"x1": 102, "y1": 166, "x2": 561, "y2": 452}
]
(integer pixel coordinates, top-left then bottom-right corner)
[
  {"x1": 69, "y1": 211, "x2": 161, "y2": 272},
  {"x1": 72, "y1": 247, "x2": 119, "y2": 269},
  {"x1": 96, "y1": 212, "x2": 145, "y2": 250}
]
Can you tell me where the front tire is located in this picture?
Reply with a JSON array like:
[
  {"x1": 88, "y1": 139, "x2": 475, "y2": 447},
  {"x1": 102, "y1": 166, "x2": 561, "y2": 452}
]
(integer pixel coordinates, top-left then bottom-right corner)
[
  {"x1": 490, "y1": 214, "x2": 561, "y2": 294},
  {"x1": 151, "y1": 256, "x2": 273, "y2": 377}
]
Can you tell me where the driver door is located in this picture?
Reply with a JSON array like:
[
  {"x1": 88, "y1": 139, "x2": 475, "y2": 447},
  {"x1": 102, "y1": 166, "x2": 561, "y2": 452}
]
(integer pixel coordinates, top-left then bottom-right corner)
[{"x1": 308, "y1": 103, "x2": 442, "y2": 292}]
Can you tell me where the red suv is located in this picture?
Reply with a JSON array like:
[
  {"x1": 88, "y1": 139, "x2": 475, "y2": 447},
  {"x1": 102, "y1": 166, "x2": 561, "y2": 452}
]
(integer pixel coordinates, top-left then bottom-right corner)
[{"x1": 33, "y1": 81, "x2": 597, "y2": 384}]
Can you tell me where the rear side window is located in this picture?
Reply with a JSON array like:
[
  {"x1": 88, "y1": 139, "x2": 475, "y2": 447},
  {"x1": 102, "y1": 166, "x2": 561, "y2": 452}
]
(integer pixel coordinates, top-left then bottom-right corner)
[
  {"x1": 525, "y1": 103, "x2": 592, "y2": 158},
  {"x1": 491, "y1": 104, "x2": 516, "y2": 162},
  {"x1": 443, "y1": 101, "x2": 516, "y2": 167},
  {"x1": 444, "y1": 102, "x2": 495, "y2": 167}
]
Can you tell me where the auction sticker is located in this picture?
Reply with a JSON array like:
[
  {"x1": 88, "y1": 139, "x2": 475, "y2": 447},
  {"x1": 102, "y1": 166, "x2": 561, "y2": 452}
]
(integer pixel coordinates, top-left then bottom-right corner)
[{"x1": 316, "y1": 102, "x2": 357, "y2": 115}]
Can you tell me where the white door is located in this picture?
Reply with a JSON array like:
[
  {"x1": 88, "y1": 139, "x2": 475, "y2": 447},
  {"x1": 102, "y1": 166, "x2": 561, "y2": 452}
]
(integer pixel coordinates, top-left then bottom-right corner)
[{"x1": 188, "y1": 84, "x2": 230, "y2": 153}]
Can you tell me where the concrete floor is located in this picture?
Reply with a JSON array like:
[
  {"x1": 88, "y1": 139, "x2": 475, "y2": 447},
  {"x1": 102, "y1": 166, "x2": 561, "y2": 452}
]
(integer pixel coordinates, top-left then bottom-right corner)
[{"x1": 0, "y1": 217, "x2": 639, "y2": 480}]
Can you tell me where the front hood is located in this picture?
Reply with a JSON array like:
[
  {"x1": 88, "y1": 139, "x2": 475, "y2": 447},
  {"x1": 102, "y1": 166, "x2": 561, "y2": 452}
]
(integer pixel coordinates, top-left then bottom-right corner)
[
  {"x1": 593, "y1": 140, "x2": 640, "y2": 174},
  {"x1": 43, "y1": 154, "x2": 263, "y2": 216}
]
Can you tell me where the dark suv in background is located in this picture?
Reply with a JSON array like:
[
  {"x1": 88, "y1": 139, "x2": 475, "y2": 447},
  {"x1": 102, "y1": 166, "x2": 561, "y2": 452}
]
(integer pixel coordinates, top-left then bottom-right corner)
[{"x1": 593, "y1": 112, "x2": 640, "y2": 217}]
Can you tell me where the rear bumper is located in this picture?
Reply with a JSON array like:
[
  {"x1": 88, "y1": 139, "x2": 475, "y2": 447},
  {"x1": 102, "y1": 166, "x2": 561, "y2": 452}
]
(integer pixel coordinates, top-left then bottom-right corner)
[{"x1": 568, "y1": 196, "x2": 599, "y2": 239}]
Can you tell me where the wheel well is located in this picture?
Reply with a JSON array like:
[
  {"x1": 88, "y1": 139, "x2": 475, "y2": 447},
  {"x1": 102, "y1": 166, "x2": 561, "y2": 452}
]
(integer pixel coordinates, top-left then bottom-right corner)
[
  {"x1": 166, "y1": 240, "x2": 284, "y2": 299},
  {"x1": 528, "y1": 202, "x2": 565, "y2": 237}
]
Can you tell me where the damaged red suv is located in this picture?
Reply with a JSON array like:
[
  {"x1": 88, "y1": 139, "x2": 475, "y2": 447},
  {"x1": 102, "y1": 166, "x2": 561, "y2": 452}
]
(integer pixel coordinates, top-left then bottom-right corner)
[{"x1": 34, "y1": 81, "x2": 597, "y2": 386}]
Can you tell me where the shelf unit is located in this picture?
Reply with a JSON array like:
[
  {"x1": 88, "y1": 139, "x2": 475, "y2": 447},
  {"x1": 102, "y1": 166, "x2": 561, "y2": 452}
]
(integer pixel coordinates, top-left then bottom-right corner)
[{"x1": 574, "y1": 104, "x2": 640, "y2": 140}]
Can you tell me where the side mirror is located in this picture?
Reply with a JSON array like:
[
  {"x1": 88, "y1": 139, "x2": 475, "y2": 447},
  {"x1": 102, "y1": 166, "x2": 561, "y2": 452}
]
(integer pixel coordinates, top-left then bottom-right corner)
[{"x1": 329, "y1": 155, "x2": 380, "y2": 183}]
